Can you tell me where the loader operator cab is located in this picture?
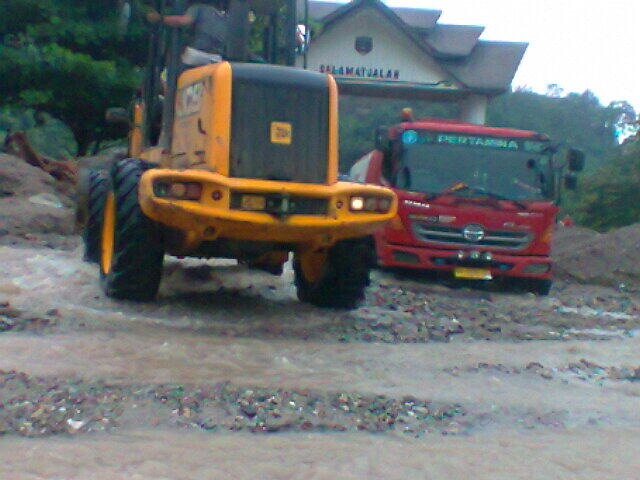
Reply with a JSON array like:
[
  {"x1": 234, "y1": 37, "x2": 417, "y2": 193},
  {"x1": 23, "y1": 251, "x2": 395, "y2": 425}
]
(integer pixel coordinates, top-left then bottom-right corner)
[{"x1": 134, "y1": 0, "x2": 307, "y2": 151}]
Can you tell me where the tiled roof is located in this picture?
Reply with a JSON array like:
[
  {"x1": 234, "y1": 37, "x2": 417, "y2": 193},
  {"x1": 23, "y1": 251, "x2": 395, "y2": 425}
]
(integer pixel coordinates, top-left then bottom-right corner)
[
  {"x1": 442, "y1": 41, "x2": 529, "y2": 93},
  {"x1": 424, "y1": 24, "x2": 485, "y2": 58},
  {"x1": 389, "y1": 8, "x2": 441, "y2": 29},
  {"x1": 307, "y1": 1, "x2": 343, "y2": 20}
]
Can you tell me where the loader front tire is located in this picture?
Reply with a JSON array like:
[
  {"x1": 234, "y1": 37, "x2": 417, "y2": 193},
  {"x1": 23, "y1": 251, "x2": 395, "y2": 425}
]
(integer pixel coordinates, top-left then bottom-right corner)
[{"x1": 100, "y1": 159, "x2": 164, "y2": 301}]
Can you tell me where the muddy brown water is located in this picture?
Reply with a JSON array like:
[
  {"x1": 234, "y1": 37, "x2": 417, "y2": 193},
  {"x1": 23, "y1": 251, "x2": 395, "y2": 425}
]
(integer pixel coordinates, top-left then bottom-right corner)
[
  {"x1": 2, "y1": 429, "x2": 640, "y2": 480},
  {"x1": 1, "y1": 245, "x2": 640, "y2": 479}
]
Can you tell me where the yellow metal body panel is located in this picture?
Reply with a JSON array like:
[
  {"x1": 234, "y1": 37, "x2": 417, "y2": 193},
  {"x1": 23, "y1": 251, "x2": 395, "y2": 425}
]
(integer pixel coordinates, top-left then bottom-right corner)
[
  {"x1": 139, "y1": 169, "x2": 397, "y2": 251},
  {"x1": 327, "y1": 75, "x2": 339, "y2": 185},
  {"x1": 130, "y1": 104, "x2": 144, "y2": 158},
  {"x1": 172, "y1": 62, "x2": 232, "y2": 173},
  {"x1": 140, "y1": 147, "x2": 165, "y2": 165}
]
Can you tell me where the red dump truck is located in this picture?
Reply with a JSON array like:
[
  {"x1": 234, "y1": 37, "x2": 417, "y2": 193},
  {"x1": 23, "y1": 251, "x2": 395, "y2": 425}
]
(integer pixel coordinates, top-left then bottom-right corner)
[{"x1": 350, "y1": 113, "x2": 584, "y2": 295}]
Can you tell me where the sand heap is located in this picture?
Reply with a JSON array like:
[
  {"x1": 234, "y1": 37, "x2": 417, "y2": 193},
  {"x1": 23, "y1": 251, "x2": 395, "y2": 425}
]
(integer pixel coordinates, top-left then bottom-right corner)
[{"x1": 554, "y1": 225, "x2": 640, "y2": 289}]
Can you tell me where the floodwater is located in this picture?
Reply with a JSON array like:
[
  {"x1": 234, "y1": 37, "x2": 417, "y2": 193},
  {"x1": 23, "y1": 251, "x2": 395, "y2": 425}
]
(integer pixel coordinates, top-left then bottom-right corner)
[{"x1": 1, "y1": 245, "x2": 640, "y2": 479}]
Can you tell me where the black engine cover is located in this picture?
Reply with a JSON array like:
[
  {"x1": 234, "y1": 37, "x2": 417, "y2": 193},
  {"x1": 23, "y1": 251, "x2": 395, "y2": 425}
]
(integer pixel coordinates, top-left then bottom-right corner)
[{"x1": 230, "y1": 63, "x2": 329, "y2": 184}]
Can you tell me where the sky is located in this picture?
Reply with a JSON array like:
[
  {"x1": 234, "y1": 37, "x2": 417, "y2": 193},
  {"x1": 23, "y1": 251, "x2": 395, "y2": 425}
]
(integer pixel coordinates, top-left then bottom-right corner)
[{"x1": 323, "y1": 0, "x2": 640, "y2": 111}]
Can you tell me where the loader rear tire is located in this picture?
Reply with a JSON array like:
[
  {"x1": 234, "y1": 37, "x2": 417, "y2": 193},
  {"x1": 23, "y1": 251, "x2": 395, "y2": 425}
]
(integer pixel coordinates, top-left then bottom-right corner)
[
  {"x1": 100, "y1": 159, "x2": 164, "y2": 301},
  {"x1": 294, "y1": 239, "x2": 371, "y2": 309}
]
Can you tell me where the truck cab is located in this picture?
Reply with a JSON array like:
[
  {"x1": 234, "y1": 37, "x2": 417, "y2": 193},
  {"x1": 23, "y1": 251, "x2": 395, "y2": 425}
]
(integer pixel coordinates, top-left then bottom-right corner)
[{"x1": 350, "y1": 116, "x2": 584, "y2": 295}]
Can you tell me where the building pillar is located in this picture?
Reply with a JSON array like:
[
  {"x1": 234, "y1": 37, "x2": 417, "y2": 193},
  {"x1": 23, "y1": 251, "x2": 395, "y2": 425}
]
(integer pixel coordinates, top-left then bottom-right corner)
[{"x1": 460, "y1": 94, "x2": 488, "y2": 125}]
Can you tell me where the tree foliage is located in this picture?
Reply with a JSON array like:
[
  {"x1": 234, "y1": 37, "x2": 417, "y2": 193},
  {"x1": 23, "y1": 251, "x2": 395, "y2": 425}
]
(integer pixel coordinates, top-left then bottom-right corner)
[
  {"x1": 0, "y1": 0, "x2": 147, "y2": 155},
  {"x1": 569, "y1": 138, "x2": 640, "y2": 230},
  {"x1": 487, "y1": 89, "x2": 635, "y2": 170}
]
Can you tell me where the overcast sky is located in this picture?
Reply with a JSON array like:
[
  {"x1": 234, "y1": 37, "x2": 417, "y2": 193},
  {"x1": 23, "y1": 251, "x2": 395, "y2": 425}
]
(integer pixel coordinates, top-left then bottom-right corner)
[{"x1": 325, "y1": 0, "x2": 640, "y2": 111}]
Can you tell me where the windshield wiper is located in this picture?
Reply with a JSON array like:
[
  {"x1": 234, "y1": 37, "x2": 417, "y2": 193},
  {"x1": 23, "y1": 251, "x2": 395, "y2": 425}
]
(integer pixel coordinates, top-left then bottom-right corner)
[{"x1": 425, "y1": 182, "x2": 469, "y2": 201}]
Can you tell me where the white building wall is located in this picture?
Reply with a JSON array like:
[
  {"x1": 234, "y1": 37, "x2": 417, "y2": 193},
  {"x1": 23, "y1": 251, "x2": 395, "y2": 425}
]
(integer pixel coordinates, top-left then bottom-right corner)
[
  {"x1": 460, "y1": 94, "x2": 488, "y2": 125},
  {"x1": 298, "y1": 7, "x2": 459, "y2": 89}
]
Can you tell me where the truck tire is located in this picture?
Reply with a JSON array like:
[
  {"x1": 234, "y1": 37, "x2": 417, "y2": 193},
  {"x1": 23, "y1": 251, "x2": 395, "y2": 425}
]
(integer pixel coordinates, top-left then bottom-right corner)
[
  {"x1": 527, "y1": 278, "x2": 553, "y2": 296},
  {"x1": 81, "y1": 170, "x2": 111, "y2": 263},
  {"x1": 294, "y1": 239, "x2": 371, "y2": 309},
  {"x1": 100, "y1": 158, "x2": 164, "y2": 301}
]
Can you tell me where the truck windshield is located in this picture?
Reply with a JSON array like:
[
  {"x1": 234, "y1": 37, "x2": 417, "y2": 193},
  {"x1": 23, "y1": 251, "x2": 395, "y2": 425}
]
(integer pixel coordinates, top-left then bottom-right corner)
[{"x1": 396, "y1": 130, "x2": 554, "y2": 201}]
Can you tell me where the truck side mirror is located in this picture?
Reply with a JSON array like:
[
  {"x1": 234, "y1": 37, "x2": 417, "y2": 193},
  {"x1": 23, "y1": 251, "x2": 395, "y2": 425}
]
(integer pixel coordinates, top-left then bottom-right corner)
[
  {"x1": 375, "y1": 127, "x2": 390, "y2": 151},
  {"x1": 564, "y1": 174, "x2": 578, "y2": 191},
  {"x1": 567, "y1": 149, "x2": 585, "y2": 172}
]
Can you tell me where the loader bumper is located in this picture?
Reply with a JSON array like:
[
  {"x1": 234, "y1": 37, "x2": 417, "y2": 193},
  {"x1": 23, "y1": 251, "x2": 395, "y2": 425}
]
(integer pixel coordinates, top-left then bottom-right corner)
[{"x1": 138, "y1": 169, "x2": 397, "y2": 247}]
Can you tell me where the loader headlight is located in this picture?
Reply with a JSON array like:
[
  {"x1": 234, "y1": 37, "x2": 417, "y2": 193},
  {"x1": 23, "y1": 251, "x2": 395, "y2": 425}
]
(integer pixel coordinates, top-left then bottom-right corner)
[
  {"x1": 349, "y1": 196, "x2": 393, "y2": 213},
  {"x1": 378, "y1": 198, "x2": 392, "y2": 212},
  {"x1": 350, "y1": 196, "x2": 365, "y2": 211}
]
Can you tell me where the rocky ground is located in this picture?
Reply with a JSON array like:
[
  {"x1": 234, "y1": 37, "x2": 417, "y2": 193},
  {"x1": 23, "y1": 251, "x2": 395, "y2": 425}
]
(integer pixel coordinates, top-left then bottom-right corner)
[
  {"x1": 1, "y1": 246, "x2": 639, "y2": 479},
  {"x1": 1, "y1": 155, "x2": 639, "y2": 479}
]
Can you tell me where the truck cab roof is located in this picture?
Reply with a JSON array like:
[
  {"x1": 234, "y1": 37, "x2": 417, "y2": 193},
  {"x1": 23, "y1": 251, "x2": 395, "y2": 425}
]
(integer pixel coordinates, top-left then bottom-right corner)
[{"x1": 393, "y1": 119, "x2": 549, "y2": 141}]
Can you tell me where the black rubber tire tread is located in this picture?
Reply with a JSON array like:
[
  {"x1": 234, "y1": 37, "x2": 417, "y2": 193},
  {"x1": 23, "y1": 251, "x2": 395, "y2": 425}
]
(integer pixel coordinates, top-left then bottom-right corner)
[
  {"x1": 528, "y1": 278, "x2": 552, "y2": 296},
  {"x1": 294, "y1": 239, "x2": 371, "y2": 309},
  {"x1": 82, "y1": 170, "x2": 111, "y2": 263},
  {"x1": 102, "y1": 158, "x2": 164, "y2": 301}
]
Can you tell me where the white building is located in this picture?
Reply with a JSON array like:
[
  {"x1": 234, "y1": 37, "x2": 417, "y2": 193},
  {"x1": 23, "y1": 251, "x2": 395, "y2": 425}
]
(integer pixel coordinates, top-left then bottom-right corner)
[{"x1": 298, "y1": 0, "x2": 528, "y2": 124}]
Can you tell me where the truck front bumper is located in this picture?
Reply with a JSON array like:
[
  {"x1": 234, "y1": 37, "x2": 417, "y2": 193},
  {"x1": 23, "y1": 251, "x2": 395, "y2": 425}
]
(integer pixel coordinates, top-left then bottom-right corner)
[
  {"x1": 377, "y1": 241, "x2": 552, "y2": 280},
  {"x1": 138, "y1": 169, "x2": 397, "y2": 248}
]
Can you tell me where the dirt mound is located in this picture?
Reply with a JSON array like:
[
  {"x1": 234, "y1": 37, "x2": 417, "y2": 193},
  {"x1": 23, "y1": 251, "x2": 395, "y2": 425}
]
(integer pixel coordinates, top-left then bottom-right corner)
[
  {"x1": 0, "y1": 154, "x2": 76, "y2": 243},
  {"x1": 553, "y1": 225, "x2": 640, "y2": 289}
]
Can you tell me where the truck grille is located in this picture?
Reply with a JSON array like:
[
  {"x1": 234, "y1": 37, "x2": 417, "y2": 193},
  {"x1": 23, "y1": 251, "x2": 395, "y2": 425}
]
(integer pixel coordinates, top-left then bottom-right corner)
[{"x1": 412, "y1": 223, "x2": 532, "y2": 250}]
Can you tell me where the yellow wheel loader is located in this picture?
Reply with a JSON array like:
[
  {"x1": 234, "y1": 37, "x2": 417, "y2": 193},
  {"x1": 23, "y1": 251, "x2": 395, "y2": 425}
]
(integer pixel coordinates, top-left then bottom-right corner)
[{"x1": 83, "y1": 0, "x2": 397, "y2": 308}]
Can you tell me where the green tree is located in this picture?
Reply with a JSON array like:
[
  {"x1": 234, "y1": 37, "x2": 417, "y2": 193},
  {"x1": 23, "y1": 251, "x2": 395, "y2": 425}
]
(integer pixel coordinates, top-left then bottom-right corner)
[
  {"x1": 0, "y1": 0, "x2": 148, "y2": 155},
  {"x1": 570, "y1": 138, "x2": 640, "y2": 230},
  {"x1": 487, "y1": 89, "x2": 633, "y2": 170}
]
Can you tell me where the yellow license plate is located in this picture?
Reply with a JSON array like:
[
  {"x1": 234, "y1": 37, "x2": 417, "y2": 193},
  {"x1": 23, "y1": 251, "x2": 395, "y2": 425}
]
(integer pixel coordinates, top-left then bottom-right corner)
[
  {"x1": 454, "y1": 268, "x2": 492, "y2": 280},
  {"x1": 270, "y1": 121, "x2": 292, "y2": 145},
  {"x1": 241, "y1": 195, "x2": 267, "y2": 211}
]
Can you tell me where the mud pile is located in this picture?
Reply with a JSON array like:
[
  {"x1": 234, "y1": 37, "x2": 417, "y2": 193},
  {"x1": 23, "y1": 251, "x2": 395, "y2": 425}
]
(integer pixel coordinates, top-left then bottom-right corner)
[
  {"x1": 0, "y1": 154, "x2": 76, "y2": 247},
  {"x1": 553, "y1": 225, "x2": 640, "y2": 289}
]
